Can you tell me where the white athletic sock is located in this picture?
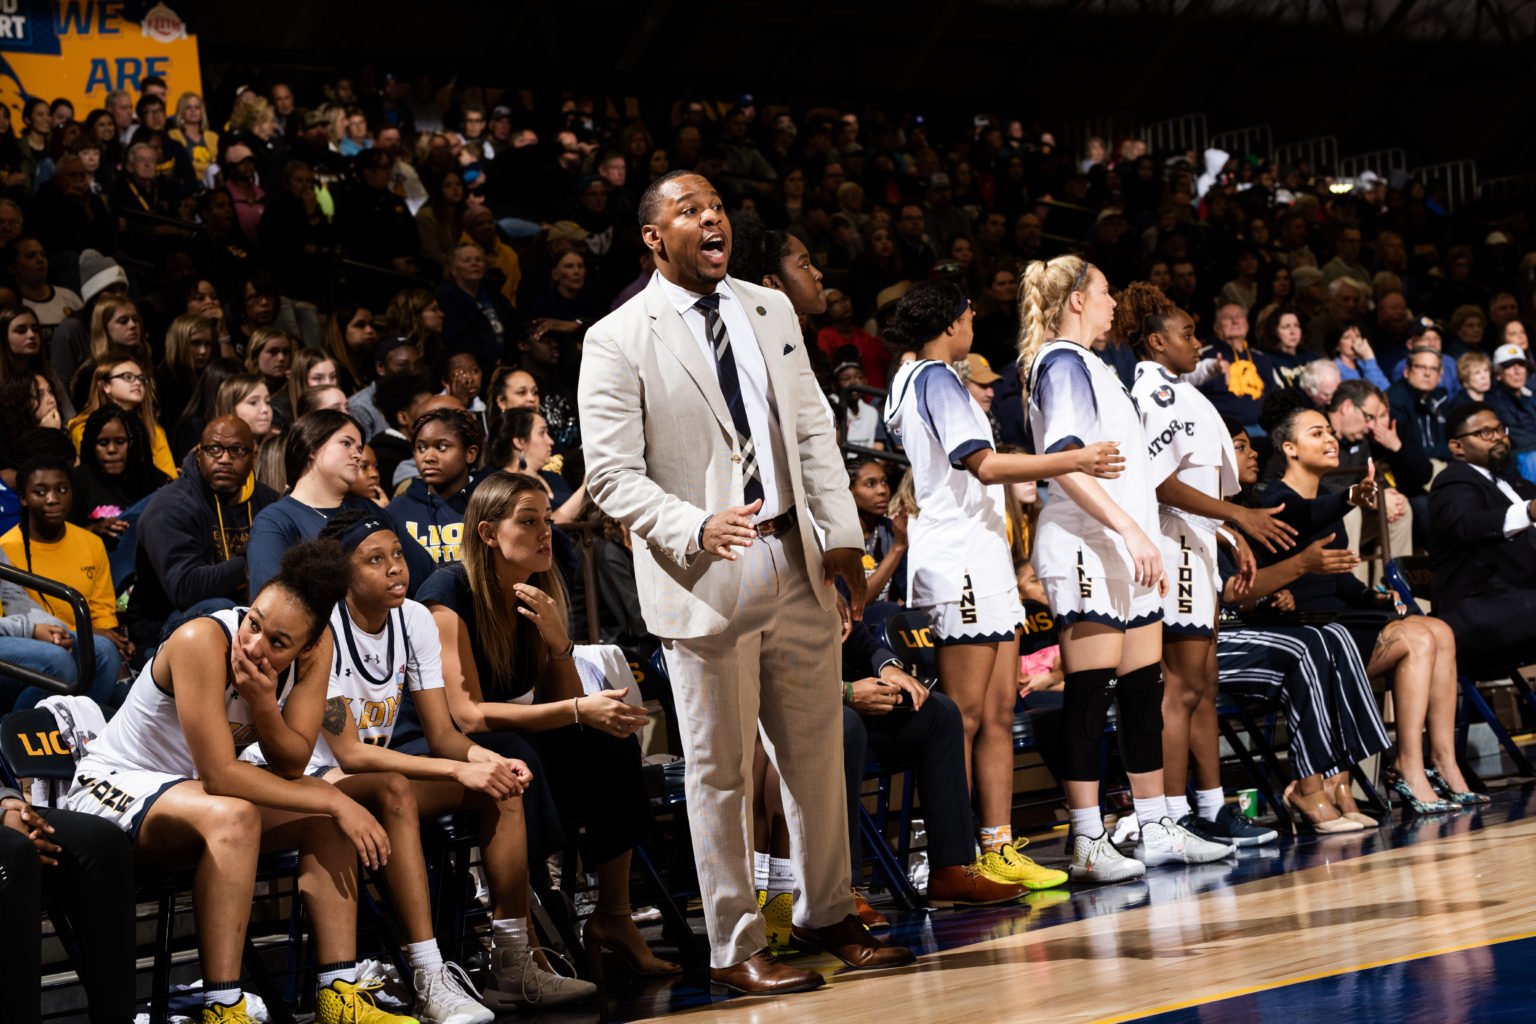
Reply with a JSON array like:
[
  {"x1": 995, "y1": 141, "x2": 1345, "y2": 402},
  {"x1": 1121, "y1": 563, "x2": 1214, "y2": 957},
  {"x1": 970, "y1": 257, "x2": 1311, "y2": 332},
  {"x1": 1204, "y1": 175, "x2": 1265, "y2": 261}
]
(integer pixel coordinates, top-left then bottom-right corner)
[
  {"x1": 1133, "y1": 795, "x2": 1168, "y2": 829},
  {"x1": 406, "y1": 939, "x2": 443, "y2": 974},
  {"x1": 491, "y1": 917, "x2": 529, "y2": 951},
  {"x1": 1166, "y1": 794, "x2": 1192, "y2": 820},
  {"x1": 766, "y1": 856, "x2": 794, "y2": 901},
  {"x1": 1069, "y1": 806, "x2": 1105, "y2": 840},
  {"x1": 203, "y1": 982, "x2": 242, "y2": 1008},
  {"x1": 1196, "y1": 787, "x2": 1226, "y2": 821},
  {"x1": 753, "y1": 850, "x2": 771, "y2": 893},
  {"x1": 317, "y1": 961, "x2": 356, "y2": 990}
]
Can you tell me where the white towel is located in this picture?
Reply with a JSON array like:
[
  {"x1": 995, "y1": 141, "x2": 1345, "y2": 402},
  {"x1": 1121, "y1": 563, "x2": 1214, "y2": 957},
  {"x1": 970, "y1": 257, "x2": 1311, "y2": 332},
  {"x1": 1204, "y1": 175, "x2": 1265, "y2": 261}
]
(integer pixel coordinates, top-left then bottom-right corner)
[
  {"x1": 570, "y1": 644, "x2": 644, "y2": 708},
  {"x1": 32, "y1": 694, "x2": 106, "y2": 805}
]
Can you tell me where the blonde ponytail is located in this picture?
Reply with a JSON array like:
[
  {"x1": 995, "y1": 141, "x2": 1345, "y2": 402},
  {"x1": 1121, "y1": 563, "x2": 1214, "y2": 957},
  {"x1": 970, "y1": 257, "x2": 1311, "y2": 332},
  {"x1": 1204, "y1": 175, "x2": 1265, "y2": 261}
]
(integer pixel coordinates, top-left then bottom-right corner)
[{"x1": 1016, "y1": 255, "x2": 1091, "y2": 391}]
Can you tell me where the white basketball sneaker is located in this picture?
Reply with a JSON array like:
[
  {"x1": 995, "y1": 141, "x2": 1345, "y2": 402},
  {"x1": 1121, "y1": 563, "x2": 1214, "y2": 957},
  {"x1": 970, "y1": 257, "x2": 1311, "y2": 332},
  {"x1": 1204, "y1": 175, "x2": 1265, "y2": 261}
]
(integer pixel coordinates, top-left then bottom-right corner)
[
  {"x1": 412, "y1": 962, "x2": 493, "y2": 1024},
  {"x1": 1068, "y1": 829, "x2": 1147, "y2": 882},
  {"x1": 1136, "y1": 817, "x2": 1234, "y2": 867}
]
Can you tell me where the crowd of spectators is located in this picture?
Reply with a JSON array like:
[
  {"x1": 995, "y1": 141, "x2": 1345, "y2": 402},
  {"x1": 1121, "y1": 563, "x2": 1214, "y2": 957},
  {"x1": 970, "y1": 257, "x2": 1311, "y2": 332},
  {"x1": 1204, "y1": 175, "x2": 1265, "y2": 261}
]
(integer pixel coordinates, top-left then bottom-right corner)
[{"x1": 3, "y1": 65, "x2": 1536, "y2": 1022}]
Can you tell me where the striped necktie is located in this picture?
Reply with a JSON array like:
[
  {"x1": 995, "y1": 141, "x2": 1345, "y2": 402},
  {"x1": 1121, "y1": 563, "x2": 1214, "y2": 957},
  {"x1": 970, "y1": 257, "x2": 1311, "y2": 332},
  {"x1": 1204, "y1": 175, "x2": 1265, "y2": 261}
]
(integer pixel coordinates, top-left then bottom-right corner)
[{"x1": 694, "y1": 292, "x2": 765, "y2": 506}]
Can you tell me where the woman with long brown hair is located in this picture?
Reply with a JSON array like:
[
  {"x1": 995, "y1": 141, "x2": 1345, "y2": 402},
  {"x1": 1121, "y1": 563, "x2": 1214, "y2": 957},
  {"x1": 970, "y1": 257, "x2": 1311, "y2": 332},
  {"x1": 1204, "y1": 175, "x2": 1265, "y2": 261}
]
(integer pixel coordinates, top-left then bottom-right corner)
[
  {"x1": 423, "y1": 471, "x2": 679, "y2": 980},
  {"x1": 68, "y1": 356, "x2": 177, "y2": 478}
]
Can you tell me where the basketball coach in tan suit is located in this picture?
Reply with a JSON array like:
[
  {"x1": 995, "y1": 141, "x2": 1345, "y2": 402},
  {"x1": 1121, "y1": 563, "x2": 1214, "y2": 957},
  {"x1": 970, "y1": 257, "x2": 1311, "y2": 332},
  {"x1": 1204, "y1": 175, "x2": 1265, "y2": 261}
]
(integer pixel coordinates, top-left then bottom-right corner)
[{"x1": 579, "y1": 171, "x2": 913, "y2": 994}]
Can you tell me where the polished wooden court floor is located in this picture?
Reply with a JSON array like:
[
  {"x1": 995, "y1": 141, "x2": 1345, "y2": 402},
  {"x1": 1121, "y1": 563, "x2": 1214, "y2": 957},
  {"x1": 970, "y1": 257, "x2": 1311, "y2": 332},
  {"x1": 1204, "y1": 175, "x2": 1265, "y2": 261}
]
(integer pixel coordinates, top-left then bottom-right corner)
[{"x1": 561, "y1": 783, "x2": 1536, "y2": 1024}]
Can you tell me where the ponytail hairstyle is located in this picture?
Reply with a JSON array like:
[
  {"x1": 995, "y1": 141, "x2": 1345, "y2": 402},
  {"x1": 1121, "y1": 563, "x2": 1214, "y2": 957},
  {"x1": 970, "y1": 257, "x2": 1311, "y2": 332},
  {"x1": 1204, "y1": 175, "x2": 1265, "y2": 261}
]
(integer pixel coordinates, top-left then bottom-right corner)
[
  {"x1": 882, "y1": 279, "x2": 970, "y2": 352},
  {"x1": 1111, "y1": 280, "x2": 1179, "y2": 358},
  {"x1": 460, "y1": 471, "x2": 568, "y2": 698},
  {"x1": 727, "y1": 208, "x2": 794, "y2": 289},
  {"x1": 259, "y1": 537, "x2": 352, "y2": 646},
  {"x1": 488, "y1": 406, "x2": 539, "y2": 471},
  {"x1": 1257, "y1": 387, "x2": 1314, "y2": 484},
  {"x1": 283, "y1": 409, "x2": 362, "y2": 489},
  {"x1": 1016, "y1": 254, "x2": 1092, "y2": 385},
  {"x1": 15, "y1": 454, "x2": 76, "y2": 614}
]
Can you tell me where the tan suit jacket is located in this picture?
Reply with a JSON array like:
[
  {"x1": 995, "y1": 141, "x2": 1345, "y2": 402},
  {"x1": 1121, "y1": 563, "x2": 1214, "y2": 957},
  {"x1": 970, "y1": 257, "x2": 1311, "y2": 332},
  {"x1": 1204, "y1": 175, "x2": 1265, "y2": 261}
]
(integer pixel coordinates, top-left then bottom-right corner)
[{"x1": 578, "y1": 273, "x2": 861, "y2": 639}]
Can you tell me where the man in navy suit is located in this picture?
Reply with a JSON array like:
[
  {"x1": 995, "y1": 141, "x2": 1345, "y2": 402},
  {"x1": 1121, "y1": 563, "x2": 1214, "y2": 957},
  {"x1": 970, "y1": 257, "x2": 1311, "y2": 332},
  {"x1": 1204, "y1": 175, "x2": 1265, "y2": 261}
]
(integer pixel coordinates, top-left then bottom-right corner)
[{"x1": 1428, "y1": 401, "x2": 1536, "y2": 653}]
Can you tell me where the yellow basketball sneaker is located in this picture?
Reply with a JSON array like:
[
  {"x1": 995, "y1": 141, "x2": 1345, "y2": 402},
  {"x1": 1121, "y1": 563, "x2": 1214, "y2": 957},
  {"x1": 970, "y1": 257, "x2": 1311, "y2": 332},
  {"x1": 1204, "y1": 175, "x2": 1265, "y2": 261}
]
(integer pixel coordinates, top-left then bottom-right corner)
[
  {"x1": 762, "y1": 891, "x2": 795, "y2": 948},
  {"x1": 316, "y1": 977, "x2": 421, "y2": 1024},
  {"x1": 977, "y1": 841, "x2": 1069, "y2": 890},
  {"x1": 202, "y1": 997, "x2": 260, "y2": 1024}
]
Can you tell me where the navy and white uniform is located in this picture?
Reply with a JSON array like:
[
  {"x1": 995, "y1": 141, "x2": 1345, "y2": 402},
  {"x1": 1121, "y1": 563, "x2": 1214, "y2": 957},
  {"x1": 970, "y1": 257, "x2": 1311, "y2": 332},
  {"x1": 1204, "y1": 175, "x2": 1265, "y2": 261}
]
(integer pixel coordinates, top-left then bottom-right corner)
[
  {"x1": 243, "y1": 599, "x2": 444, "y2": 775},
  {"x1": 1026, "y1": 340, "x2": 1162, "y2": 630},
  {"x1": 1132, "y1": 360, "x2": 1239, "y2": 636},
  {"x1": 883, "y1": 357, "x2": 1023, "y2": 644},
  {"x1": 64, "y1": 608, "x2": 300, "y2": 836}
]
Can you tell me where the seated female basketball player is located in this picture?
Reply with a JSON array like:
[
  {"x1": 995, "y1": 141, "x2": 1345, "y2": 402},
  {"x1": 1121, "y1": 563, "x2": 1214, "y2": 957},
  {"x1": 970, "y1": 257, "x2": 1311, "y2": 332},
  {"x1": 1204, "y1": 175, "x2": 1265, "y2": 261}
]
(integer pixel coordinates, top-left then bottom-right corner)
[
  {"x1": 299, "y1": 510, "x2": 594, "y2": 1012},
  {"x1": 62, "y1": 540, "x2": 416, "y2": 1024}
]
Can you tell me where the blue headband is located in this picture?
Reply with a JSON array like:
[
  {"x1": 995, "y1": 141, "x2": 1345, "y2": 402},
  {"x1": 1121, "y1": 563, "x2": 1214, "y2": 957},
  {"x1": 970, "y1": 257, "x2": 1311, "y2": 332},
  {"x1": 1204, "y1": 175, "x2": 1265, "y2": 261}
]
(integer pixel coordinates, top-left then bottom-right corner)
[
  {"x1": 338, "y1": 515, "x2": 391, "y2": 553},
  {"x1": 954, "y1": 291, "x2": 970, "y2": 320}
]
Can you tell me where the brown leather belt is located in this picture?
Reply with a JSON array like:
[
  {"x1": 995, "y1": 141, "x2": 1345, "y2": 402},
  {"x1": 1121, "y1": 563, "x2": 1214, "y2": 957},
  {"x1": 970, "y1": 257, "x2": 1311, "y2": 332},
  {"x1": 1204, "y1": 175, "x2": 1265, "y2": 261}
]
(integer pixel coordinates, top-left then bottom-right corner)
[{"x1": 755, "y1": 507, "x2": 797, "y2": 538}]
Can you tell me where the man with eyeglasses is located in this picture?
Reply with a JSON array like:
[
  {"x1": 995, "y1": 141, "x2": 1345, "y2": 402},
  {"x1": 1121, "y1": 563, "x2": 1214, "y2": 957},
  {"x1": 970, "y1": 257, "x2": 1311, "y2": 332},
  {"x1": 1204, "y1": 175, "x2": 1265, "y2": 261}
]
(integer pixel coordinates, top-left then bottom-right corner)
[
  {"x1": 1428, "y1": 401, "x2": 1536, "y2": 652},
  {"x1": 1388, "y1": 345, "x2": 1452, "y2": 461},
  {"x1": 123, "y1": 417, "x2": 279, "y2": 654}
]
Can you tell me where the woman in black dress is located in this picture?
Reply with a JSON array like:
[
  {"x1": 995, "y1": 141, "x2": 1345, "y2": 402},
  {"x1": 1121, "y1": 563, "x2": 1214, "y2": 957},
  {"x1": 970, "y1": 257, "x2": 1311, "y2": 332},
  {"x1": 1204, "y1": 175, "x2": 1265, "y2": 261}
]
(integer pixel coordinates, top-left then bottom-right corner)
[{"x1": 1259, "y1": 404, "x2": 1482, "y2": 813}]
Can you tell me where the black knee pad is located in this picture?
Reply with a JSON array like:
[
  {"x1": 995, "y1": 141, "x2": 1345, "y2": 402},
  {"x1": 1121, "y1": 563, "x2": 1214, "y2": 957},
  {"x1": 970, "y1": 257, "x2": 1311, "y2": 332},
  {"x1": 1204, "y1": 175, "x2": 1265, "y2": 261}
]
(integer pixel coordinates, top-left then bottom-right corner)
[
  {"x1": 1060, "y1": 667, "x2": 1116, "y2": 781},
  {"x1": 1116, "y1": 662, "x2": 1165, "y2": 774}
]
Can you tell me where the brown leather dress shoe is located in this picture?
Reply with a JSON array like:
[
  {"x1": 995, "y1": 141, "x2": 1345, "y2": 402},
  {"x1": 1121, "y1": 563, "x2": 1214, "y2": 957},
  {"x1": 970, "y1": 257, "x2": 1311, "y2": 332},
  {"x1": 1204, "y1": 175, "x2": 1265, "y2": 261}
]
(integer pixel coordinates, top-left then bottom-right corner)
[
  {"x1": 853, "y1": 888, "x2": 890, "y2": 928},
  {"x1": 709, "y1": 950, "x2": 825, "y2": 996},
  {"x1": 927, "y1": 863, "x2": 1028, "y2": 907},
  {"x1": 791, "y1": 914, "x2": 916, "y2": 969}
]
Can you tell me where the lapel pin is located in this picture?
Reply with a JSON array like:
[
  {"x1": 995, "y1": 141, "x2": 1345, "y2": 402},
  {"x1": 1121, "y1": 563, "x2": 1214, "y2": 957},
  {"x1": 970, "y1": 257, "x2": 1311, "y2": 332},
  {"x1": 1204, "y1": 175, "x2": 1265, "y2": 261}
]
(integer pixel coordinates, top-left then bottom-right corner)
[{"x1": 756, "y1": 305, "x2": 767, "y2": 316}]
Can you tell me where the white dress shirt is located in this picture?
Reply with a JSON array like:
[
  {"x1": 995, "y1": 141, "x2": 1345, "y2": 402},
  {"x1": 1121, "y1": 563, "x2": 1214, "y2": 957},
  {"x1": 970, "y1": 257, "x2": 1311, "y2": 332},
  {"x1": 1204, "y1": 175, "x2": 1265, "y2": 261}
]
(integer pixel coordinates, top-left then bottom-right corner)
[
  {"x1": 655, "y1": 271, "x2": 793, "y2": 521},
  {"x1": 1468, "y1": 463, "x2": 1534, "y2": 537}
]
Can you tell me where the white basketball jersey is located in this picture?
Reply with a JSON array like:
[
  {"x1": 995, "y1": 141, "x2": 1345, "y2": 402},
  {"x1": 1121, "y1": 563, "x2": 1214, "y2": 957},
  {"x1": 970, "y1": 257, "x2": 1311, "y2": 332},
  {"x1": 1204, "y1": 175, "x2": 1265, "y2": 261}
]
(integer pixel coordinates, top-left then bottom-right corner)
[
  {"x1": 1131, "y1": 359, "x2": 1240, "y2": 532},
  {"x1": 883, "y1": 358, "x2": 1014, "y2": 606},
  {"x1": 79, "y1": 608, "x2": 301, "y2": 779},
  {"x1": 1026, "y1": 340, "x2": 1160, "y2": 582},
  {"x1": 310, "y1": 599, "x2": 443, "y2": 771}
]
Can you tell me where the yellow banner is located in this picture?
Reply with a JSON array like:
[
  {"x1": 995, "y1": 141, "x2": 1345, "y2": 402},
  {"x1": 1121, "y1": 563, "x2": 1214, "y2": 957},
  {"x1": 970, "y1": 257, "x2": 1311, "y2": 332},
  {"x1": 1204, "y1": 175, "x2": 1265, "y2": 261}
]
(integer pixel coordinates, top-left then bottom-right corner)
[{"x1": 0, "y1": 1, "x2": 203, "y2": 129}]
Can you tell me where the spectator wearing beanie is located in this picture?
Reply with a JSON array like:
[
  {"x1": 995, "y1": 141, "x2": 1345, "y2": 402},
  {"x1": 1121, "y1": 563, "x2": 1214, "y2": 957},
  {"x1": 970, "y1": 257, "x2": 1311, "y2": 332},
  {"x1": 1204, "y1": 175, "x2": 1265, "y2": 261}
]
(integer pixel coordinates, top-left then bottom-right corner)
[{"x1": 48, "y1": 250, "x2": 128, "y2": 390}]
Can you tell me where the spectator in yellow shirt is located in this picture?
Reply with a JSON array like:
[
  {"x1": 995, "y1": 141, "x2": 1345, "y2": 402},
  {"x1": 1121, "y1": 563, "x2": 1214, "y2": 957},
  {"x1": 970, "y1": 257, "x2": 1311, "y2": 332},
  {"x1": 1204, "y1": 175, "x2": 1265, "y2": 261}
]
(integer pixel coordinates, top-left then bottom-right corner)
[{"x1": 0, "y1": 456, "x2": 133, "y2": 674}]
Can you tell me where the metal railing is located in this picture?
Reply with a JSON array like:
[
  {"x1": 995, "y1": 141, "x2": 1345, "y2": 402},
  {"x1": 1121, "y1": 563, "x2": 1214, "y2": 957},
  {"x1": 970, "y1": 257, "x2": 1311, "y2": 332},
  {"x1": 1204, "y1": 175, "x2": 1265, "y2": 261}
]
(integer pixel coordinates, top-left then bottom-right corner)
[
  {"x1": 1138, "y1": 113, "x2": 1208, "y2": 156},
  {"x1": 0, "y1": 564, "x2": 95, "y2": 697},
  {"x1": 1209, "y1": 124, "x2": 1273, "y2": 161},
  {"x1": 1274, "y1": 135, "x2": 1340, "y2": 176},
  {"x1": 1338, "y1": 148, "x2": 1407, "y2": 179},
  {"x1": 1410, "y1": 160, "x2": 1479, "y2": 211},
  {"x1": 1478, "y1": 173, "x2": 1536, "y2": 202}
]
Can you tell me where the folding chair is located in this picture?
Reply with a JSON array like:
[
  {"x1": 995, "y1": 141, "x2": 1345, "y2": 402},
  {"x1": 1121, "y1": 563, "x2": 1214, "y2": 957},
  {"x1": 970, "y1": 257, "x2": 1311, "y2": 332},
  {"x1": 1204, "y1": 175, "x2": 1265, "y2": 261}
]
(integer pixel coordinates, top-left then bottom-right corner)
[{"x1": 0, "y1": 708, "x2": 297, "y2": 1024}]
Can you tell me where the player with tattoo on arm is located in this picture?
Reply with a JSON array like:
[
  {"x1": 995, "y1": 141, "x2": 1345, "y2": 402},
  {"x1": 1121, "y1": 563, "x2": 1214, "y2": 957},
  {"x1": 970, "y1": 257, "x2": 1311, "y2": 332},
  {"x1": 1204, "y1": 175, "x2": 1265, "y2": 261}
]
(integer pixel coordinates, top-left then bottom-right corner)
[{"x1": 244, "y1": 511, "x2": 594, "y2": 1015}]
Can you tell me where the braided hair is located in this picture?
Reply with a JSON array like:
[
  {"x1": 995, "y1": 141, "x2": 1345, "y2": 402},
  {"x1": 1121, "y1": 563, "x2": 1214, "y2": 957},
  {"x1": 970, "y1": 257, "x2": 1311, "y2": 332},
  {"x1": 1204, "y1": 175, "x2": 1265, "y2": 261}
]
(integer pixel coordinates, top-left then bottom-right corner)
[
  {"x1": 1016, "y1": 254, "x2": 1092, "y2": 388},
  {"x1": 78, "y1": 404, "x2": 170, "y2": 501}
]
